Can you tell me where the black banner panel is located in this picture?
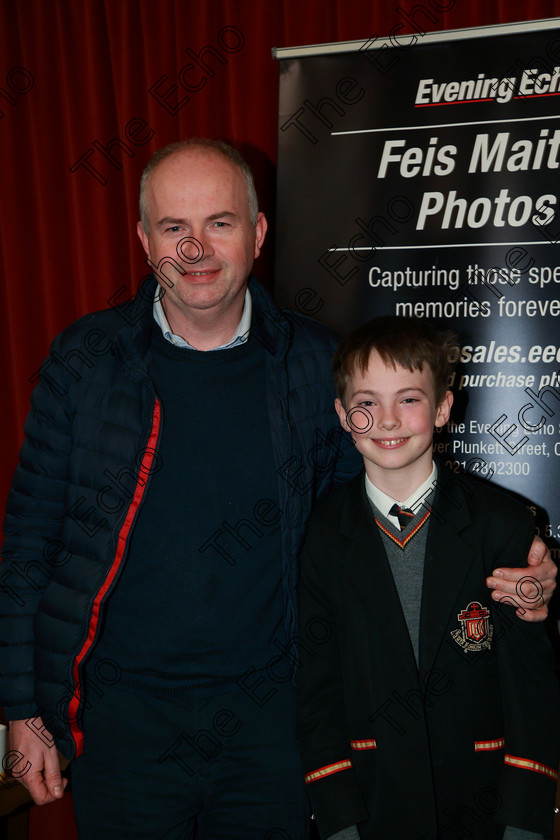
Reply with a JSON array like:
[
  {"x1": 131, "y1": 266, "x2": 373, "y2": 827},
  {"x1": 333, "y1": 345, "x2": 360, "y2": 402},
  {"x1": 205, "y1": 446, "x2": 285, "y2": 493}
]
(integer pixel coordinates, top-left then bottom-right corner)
[{"x1": 275, "y1": 20, "x2": 560, "y2": 563}]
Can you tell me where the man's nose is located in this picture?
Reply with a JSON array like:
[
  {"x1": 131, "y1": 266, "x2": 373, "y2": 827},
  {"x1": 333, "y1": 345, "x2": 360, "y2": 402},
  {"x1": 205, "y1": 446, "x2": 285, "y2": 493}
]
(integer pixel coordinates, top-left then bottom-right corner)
[{"x1": 177, "y1": 231, "x2": 214, "y2": 265}]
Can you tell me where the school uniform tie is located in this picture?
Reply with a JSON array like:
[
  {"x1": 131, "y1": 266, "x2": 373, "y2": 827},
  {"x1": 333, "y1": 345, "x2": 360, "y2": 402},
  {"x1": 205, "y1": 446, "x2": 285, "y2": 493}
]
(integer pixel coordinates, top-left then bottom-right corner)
[{"x1": 389, "y1": 503, "x2": 415, "y2": 530}]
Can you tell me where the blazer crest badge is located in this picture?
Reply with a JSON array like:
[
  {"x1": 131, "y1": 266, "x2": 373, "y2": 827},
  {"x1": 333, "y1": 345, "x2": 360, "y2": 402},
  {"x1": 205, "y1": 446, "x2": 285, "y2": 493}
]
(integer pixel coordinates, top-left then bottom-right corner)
[{"x1": 451, "y1": 601, "x2": 493, "y2": 652}]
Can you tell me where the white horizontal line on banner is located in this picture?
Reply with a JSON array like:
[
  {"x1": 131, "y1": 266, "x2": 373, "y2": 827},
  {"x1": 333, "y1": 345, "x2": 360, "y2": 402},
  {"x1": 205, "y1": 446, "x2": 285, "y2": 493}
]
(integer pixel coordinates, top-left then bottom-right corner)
[
  {"x1": 332, "y1": 113, "x2": 560, "y2": 136},
  {"x1": 272, "y1": 17, "x2": 560, "y2": 59},
  {"x1": 329, "y1": 241, "x2": 557, "y2": 251}
]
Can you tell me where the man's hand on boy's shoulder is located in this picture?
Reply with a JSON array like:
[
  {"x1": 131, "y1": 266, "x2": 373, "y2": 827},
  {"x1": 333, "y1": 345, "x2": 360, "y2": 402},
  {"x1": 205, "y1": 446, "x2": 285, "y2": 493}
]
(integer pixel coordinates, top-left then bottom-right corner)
[{"x1": 486, "y1": 536, "x2": 557, "y2": 622}]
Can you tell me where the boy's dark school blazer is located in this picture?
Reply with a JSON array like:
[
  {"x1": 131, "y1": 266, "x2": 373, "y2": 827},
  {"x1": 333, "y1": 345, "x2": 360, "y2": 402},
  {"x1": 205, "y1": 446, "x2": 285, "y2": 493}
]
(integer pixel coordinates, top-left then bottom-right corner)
[{"x1": 297, "y1": 463, "x2": 560, "y2": 840}]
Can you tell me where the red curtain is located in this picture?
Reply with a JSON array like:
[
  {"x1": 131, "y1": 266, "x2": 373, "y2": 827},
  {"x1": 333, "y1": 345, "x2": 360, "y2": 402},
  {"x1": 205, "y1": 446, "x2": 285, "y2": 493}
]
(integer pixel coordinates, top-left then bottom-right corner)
[
  {"x1": 1, "y1": 1, "x2": 559, "y2": 832},
  {"x1": 2, "y1": 0, "x2": 560, "y2": 506}
]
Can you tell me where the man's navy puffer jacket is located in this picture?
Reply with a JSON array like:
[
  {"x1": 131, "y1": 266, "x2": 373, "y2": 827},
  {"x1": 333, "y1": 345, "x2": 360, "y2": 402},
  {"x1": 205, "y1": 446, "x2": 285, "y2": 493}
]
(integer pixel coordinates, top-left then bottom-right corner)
[{"x1": 0, "y1": 275, "x2": 361, "y2": 759}]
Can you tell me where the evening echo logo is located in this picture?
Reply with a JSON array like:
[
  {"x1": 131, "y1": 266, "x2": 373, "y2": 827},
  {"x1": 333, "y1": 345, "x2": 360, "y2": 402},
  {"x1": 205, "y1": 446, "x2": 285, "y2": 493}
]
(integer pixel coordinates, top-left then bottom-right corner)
[{"x1": 415, "y1": 68, "x2": 560, "y2": 107}]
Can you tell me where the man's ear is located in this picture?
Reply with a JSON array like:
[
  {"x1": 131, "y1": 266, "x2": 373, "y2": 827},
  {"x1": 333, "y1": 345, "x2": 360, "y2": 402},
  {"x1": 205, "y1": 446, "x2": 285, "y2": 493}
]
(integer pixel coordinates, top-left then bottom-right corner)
[
  {"x1": 137, "y1": 221, "x2": 150, "y2": 258},
  {"x1": 335, "y1": 397, "x2": 351, "y2": 432},
  {"x1": 435, "y1": 389, "x2": 453, "y2": 428},
  {"x1": 253, "y1": 212, "x2": 268, "y2": 259}
]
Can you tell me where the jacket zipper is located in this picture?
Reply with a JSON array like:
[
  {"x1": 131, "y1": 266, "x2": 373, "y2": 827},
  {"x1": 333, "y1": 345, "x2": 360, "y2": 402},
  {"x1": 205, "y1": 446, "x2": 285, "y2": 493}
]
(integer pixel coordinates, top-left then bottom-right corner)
[{"x1": 66, "y1": 398, "x2": 162, "y2": 756}]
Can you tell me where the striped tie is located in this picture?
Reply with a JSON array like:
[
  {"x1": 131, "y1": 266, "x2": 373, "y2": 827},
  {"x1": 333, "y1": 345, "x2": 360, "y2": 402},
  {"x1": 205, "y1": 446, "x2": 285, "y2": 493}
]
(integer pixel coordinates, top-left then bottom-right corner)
[{"x1": 389, "y1": 503, "x2": 415, "y2": 531}]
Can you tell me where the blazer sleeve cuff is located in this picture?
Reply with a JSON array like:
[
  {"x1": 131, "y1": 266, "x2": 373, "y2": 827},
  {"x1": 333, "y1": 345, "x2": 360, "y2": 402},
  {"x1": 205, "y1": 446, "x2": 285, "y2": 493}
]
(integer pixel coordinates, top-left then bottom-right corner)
[
  {"x1": 494, "y1": 758, "x2": 558, "y2": 837},
  {"x1": 305, "y1": 759, "x2": 369, "y2": 838}
]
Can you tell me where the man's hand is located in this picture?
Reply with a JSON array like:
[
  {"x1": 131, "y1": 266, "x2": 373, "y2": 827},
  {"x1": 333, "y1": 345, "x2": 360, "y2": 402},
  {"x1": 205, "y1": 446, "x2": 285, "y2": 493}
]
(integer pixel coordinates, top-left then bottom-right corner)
[
  {"x1": 486, "y1": 535, "x2": 557, "y2": 622},
  {"x1": 6, "y1": 718, "x2": 68, "y2": 804}
]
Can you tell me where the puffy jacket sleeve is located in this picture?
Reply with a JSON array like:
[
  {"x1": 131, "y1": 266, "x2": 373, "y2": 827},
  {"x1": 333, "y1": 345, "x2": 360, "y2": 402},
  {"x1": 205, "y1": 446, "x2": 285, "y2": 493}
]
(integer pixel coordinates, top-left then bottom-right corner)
[{"x1": 0, "y1": 333, "x2": 74, "y2": 719}]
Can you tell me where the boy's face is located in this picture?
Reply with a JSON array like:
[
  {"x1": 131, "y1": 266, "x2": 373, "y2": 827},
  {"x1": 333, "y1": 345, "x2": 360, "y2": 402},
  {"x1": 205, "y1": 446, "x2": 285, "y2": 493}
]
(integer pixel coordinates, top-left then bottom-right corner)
[{"x1": 335, "y1": 350, "x2": 453, "y2": 495}]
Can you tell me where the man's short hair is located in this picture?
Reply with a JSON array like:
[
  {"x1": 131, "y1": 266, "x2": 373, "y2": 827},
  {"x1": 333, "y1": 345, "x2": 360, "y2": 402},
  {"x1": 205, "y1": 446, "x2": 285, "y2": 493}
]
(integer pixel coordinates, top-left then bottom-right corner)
[
  {"x1": 332, "y1": 315, "x2": 457, "y2": 407},
  {"x1": 139, "y1": 138, "x2": 259, "y2": 233}
]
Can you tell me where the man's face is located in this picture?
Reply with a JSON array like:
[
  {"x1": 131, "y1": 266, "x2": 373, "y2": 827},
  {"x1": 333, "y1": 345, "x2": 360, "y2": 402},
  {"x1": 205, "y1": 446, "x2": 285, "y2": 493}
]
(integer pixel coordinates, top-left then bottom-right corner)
[
  {"x1": 137, "y1": 149, "x2": 267, "y2": 327},
  {"x1": 335, "y1": 350, "x2": 452, "y2": 494}
]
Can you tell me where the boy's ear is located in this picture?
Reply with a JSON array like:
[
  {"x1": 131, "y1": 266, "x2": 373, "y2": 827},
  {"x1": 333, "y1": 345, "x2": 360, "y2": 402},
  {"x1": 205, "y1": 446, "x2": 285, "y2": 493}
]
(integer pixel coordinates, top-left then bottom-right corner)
[
  {"x1": 435, "y1": 389, "x2": 453, "y2": 428},
  {"x1": 335, "y1": 398, "x2": 351, "y2": 432}
]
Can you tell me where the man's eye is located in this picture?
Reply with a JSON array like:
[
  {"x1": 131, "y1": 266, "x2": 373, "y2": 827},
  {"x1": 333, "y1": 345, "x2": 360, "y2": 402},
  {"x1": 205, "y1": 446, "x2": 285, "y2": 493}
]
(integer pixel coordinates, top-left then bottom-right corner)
[
  {"x1": 213, "y1": 221, "x2": 229, "y2": 228},
  {"x1": 166, "y1": 226, "x2": 182, "y2": 233}
]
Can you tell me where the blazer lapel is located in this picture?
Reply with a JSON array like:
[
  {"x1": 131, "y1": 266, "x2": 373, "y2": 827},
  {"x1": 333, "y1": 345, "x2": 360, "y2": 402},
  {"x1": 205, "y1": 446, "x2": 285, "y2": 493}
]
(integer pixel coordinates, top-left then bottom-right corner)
[
  {"x1": 419, "y1": 468, "x2": 476, "y2": 676},
  {"x1": 338, "y1": 475, "x2": 420, "y2": 674}
]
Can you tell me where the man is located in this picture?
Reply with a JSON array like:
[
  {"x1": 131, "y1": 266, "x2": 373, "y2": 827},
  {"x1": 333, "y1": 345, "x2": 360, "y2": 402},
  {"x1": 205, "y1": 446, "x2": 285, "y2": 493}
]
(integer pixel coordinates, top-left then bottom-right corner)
[{"x1": 1, "y1": 140, "x2": 555, "y2": 839}]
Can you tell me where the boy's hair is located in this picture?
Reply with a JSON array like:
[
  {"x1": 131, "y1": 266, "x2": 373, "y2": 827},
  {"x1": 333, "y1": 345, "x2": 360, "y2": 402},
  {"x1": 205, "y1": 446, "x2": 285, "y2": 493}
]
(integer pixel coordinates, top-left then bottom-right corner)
[{"x1": 332, "y1": 315, "x2": 457, "y2": 406}]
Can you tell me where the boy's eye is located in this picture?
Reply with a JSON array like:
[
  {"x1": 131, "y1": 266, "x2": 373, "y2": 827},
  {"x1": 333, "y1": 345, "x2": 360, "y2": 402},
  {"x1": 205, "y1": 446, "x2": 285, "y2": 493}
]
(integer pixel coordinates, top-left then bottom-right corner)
[
  {"x1": 402, "y1": 397, "x2": 418, "y2": 403},
  {"x1": 359, "y1": 400, "x2": 376, "y2": 407}
]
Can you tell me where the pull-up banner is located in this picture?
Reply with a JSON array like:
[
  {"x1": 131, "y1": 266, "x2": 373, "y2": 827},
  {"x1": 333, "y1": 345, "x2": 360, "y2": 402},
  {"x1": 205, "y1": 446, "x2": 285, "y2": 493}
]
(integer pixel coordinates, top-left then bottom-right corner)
[{"x1": 274, "y1": 19, "x2": 560, "y2": 561}]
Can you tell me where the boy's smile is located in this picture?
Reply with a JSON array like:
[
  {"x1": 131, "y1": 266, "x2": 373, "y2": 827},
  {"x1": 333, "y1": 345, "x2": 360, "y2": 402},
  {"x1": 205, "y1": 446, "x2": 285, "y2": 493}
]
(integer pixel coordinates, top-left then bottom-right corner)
[
  {"x1": 372, "y1": 438, "x2": 408, "y2": 449},
  {"x1": 335, "y1": 350, "x2": 453, "y2": 499}
]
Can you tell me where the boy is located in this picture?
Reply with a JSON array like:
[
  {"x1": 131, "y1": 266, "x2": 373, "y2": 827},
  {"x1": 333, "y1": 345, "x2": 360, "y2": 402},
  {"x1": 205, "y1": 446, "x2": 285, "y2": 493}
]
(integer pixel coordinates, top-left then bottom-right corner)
[{"x1": 297, "y1": 316, "x2": 559, "y2": 840}]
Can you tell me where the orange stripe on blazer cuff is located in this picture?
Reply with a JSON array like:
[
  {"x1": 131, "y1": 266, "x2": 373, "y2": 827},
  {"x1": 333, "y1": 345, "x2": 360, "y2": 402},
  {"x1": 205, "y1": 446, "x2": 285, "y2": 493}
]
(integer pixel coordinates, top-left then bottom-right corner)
[
  {"x1": 350, "y1": 739, "x2": 377, "y2": 750},
  {"x1": 504, "y1": 753, "x2": 558, "y2": 780},
  {"x1": 304, "y1": 759, "x2": 353, "y2": 784},
  {"x1": 474, "y1": 738, "x2": 505, "y2": 751}
]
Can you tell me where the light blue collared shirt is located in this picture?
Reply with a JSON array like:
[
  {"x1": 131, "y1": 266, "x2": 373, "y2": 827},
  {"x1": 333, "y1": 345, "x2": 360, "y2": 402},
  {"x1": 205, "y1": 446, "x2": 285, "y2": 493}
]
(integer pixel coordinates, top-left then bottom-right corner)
[
  {"x1": 365, "y1": 462, "x2": 438, "y2": 528},
  {"x1": 152, "y1": 288, "x2": 252, "y2": 351}
]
